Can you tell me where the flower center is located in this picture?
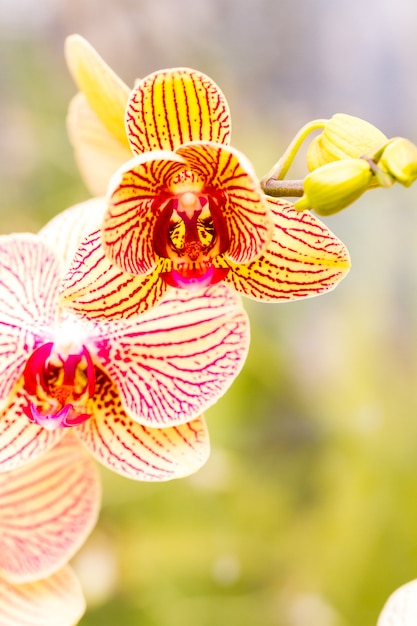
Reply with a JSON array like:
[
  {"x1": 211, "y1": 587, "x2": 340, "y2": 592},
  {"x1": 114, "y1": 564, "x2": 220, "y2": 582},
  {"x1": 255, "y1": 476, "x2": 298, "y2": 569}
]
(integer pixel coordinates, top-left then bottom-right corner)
[
  {"x1": 22, "y1": 341, "x2": 96, "y2": 430},
  {"x1": 154, "y1": 191, "x2": 230, "y2": 290}
]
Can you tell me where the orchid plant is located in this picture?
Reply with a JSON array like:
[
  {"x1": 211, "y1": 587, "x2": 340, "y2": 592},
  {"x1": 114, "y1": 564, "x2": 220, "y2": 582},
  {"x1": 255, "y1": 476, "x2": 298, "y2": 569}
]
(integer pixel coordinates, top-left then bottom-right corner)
[
  {"x1": 59, "y1": 35, "x2": 351, "y2": 321},
  {"x1": 0, "y1": 434, "x2": 100, "y2": 625},
  {"x1": 0, "y1": 199, "x2": 249, "y2": 479},
  {"x1": 2, "y1": 31, "x2": 416, "y2": 626}
]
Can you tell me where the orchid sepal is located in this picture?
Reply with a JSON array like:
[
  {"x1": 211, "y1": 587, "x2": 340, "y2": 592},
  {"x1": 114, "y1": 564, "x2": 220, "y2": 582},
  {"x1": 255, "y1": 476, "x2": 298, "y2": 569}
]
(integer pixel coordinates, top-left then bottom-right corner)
[{"x1": 65, "y1": 34, "x2": 131, "y2": 147}]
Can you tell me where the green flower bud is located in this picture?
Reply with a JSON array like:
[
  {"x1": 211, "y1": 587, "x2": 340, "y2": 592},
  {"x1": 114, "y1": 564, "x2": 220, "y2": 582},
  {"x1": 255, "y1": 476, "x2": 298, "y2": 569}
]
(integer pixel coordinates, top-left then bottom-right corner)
[
  {"x1": 377, "y1": 137, "x2": 417, "y2": 187},
  {"x1": 307, "y1": 114, "x2": 388, "y2": 171},
  {"x1": 294, "y1": 158, "x2": 373, "y2": 216}
]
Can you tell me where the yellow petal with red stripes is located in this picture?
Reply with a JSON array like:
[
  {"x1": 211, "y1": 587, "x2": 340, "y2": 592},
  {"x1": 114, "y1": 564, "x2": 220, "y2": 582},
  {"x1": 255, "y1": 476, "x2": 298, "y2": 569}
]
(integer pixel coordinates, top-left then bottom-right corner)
[
  {"x1": 75, "y1": 371, "x2": 210, "y2": 480},
  {"x1": 59, "y1": 226, "x2": 170, "y2": 320},
  {"x1": 104, "y1": 152, "x2": 186, "y2": 274},
  {"x1": 177, "y1": 141, "x2": 273, "y2": 264},
  {"x1": 217, "y1": 196, "x2": 350, "y2": 300},
  {"x1": 126, "y1": 67, "x2": 231, "y2": 153}
]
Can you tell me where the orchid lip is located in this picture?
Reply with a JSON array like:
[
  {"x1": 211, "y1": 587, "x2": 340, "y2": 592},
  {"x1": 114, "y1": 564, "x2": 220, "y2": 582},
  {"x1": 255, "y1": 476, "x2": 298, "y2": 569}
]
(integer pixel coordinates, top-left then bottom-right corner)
[
  {"x1": 24, "y1": 402, "x2": 92, "y2": 430},
  {"x1": 153, "y1": 191, "x2": 230, "y2": 275},
  {"x1": 161, "y1": 264, "x2": 229, "y2": 291},
  {"x1": 22, "y1": 341, "x2": 96, "y2": 430}
]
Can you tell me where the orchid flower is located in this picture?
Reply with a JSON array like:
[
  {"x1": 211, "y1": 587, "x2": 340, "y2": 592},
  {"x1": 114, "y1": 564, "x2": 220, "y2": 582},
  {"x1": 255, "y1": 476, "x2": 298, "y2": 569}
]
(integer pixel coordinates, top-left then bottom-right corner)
[
  {"x1": 0, "y1": 434, "x2": 100, "y2": 625},
  {"x1": 377, "y1": 579, "x2": 417, "y2": 626},
  {"x1": 60, "y1": 35, "x2": 350, "y2": 320},
  {"x1": 0, "y1": 200, "x2": 249, "y2": 478}
]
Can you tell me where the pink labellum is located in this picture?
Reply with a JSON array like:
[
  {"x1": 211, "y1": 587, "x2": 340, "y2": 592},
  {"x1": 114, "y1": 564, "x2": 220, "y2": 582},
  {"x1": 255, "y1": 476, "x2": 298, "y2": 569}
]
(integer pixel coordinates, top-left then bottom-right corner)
[
  {"x1": 161, "y1": 265, "x2": 229, "y2": 291},
  {"x1": 22, "y1": 342, "x2": 95, "y2": 430}
]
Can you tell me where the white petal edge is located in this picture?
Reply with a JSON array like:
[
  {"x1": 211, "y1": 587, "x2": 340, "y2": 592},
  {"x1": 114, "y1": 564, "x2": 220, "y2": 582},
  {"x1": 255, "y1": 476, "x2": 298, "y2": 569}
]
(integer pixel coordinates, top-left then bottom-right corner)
[
  {"x1": 0, "y1": 565, "x2": 85, "y2": 626},
  {"x1": 377, "y1": 579, "x2": 417, "y2": 626}
]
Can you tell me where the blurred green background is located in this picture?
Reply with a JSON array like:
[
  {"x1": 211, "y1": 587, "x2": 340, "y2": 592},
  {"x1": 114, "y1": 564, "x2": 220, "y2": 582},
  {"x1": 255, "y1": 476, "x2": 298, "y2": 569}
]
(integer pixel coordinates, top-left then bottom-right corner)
[{"x1": 2, "y1": 1, "x2": 417, "y2": 624}]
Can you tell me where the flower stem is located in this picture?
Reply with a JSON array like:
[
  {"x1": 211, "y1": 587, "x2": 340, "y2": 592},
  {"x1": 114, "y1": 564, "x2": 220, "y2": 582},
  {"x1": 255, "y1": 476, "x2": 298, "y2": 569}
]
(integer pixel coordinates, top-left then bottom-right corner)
[
  {"x1": 261, "y1": 179, "x2": 305, "y2": 197},
  {"x1": 260, "y1": 118, "x2": 328, "y2": 184}
]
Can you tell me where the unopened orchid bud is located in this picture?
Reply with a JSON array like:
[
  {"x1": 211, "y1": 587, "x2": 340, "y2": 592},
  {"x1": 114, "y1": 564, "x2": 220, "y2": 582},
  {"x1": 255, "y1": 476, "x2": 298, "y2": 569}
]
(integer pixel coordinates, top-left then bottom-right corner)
[
  {"x1": 377, "y1": 137, "x2": 417, "y2": 187},
  {"x1": 307, "y1": 114, "x2": 388, "y2": 171},
  {"x1": 294, "y1": 158, "x2": 373, "y2": 215}
]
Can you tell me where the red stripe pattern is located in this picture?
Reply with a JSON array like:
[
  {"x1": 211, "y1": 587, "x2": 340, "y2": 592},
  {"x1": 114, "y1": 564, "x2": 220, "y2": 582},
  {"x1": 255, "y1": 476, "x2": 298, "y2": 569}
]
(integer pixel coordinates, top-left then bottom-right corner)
[
  {"x1": 126, "y1": 68, "x2": 231, "y2": 154},
  {"x1": 105, "y1": 152, "x2": 186, "y2": 274},
  {"x1": 176, "y1": 142, "x2": 272, "y2": 263},
  {"x1": 0, "y1": 384, "x2": 65, "y2": 472},
  {"x1": 59, "y1": 228, "x2": 170, "y2": 320},
  {"x1": 216, "y1": 197, "x2": 351, "y2": 301},
  {"x1": 91, "y1": 284, "x2": 250, "y2": 427},
  {"x1": 75, "y1": 370, "x2": 210, "y2": 480},
  {"x1": 104, "y1": 142, "x2": 271, "y2": 278},
  {"x1": 0, "y1": 235, "x2": 61, "y2": 407}
]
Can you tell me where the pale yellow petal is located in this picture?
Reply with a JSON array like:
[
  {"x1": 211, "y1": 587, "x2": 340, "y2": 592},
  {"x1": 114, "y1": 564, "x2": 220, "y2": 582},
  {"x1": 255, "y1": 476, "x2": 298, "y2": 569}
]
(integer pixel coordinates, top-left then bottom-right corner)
[
  {"x1": 67, "y1": 93, "x2": 133, "y2": 196},
  {"x1": 0, "y1": 566, "x2": 85, "y2": 626},
  {"x1": 218, "y1": 196, "x2": 350, "y2": 301},
  {"x1": 0, "y1": 434, "x2": 100, "y2": 584},
  {"x1": 65, "y1": 34, "x2": 130, "y2": 147}
]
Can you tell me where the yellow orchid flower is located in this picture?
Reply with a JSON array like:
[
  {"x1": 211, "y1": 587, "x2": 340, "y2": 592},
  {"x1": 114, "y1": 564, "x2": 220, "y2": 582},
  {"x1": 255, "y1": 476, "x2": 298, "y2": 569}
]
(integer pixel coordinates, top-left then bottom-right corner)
[{"x1": 63, "y1": 36, "x2": 350, "y2": 320}]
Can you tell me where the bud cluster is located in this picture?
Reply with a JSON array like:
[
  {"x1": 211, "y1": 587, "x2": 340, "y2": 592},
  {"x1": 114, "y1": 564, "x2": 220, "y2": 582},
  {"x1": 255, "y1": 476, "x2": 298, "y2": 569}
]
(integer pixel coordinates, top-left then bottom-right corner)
[{"x1": 294, "y1": 114, "x2": 417, "y2": 215}]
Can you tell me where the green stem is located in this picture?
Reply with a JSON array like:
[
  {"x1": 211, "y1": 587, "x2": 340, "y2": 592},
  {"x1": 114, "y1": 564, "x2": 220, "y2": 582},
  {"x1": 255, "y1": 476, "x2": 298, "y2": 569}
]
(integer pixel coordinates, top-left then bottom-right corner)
[
  {"x1": 260, "y1": 118, "x2": 328, "y2": 185},
  {"x1": 261, "y1": 179, "x2": 305, "y2": 197}
]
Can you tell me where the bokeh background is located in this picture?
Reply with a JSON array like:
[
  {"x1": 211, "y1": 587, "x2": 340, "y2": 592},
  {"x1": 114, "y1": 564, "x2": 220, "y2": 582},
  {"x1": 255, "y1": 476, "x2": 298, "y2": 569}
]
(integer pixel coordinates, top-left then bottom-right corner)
[{"x1": 2, "y1": 1, "x2": 417, "y2": 624}]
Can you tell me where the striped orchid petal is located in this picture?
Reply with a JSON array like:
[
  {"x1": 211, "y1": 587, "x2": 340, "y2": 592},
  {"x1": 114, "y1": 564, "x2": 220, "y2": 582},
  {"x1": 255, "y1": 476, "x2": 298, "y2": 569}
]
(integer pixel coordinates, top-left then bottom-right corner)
[
  {"x1": 126, "y1": 67, "x2": 231, "y2": 154},
  {"x1": 65, "y1": 34, "x2": 131, "y2": 148},
  {"x1": 59, "y1": 227, "x2": 170, "y2": 320},
  {"x1": 104, "y1": 152, "x2": 186, "y2": 274},
  {"x1": 0, "y1": 434, "x2": 100, "y2": 584},
  {"x1": 176, "y1": 141, "x2": 273, "y2": 264},
  {"x1": 67, "y1": 93, "x2": 133, "y2": 196},
  {"x1": 0, "y1": 566, "x2": 85, "y2": 626},
  {"x1": 216, "y1": 196, "x2": 350, "y2": 301},
  {"x1": 39, "y1": 198, "x2": 107, "y2": 271},
  {"x1": 75, "y1": 370, "x2": 210, "y2": 480},
  {"x1": 0, "y1": 385, "x2": 65, "y2": 472},
  {"x1": 377, "y1": 580, "x2": 417, "y2": 626},
  {"x1": 0, "y1": 234, "x2": 60, "y2": 410},
  {"x1": 93, "y1": 283, "x2": 249, "y2": 427}
]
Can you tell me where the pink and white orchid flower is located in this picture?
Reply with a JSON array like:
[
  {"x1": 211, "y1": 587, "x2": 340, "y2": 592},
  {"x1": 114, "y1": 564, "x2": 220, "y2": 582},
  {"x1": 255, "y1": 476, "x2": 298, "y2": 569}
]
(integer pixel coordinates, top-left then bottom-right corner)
[
  {"x1": 60, "y1": 35, "x2": 350, "y2": 321},
  {"x1": 0, "y1": 200, "x2": 249, "y2": 479},
  {"x1": 0, "y1": 434, "x2": 100, "y2": 625}
]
